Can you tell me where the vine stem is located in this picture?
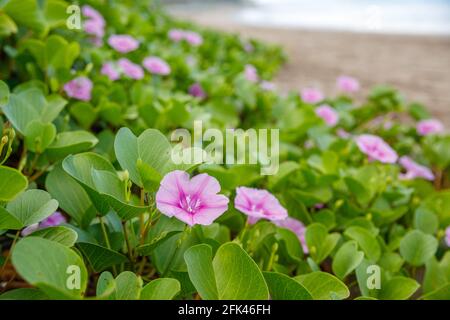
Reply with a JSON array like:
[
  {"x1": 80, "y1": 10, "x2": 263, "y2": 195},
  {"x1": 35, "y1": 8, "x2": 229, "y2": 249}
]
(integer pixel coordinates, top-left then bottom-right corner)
[
  {"x1": 99, "y1": 216, "x2": 117, "y2": 275},
  {"x1": 0, "y1": 230, "x2": 20, "y2": 285},
  {"x1": 122, "y1": 221, "x2": 135, "y2": 269}
]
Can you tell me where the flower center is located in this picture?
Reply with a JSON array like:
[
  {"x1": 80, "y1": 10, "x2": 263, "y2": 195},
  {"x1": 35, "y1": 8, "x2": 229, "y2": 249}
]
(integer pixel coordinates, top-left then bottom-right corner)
[{"x1": 180, "y1": 194, "x2": 202, "y2": 215}]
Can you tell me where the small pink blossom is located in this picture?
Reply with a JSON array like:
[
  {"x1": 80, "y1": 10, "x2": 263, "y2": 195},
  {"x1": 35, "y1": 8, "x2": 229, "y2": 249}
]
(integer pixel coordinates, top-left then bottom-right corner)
[
  {"x1": 188, "y1": 83, "x2": 206, "y2": 99},
  {"x1": 168, "y1": 29, "x2": 203, "y2": 46},
  {"x1": 301, "y1": 87, "x2": 324, "y2": 104},
  {"x1": 446, "y1": 226, "x2": 450, "y2": 247},
  {"x1": 244, "y1": 64, "x2": 259, "y2": 83},
  {"x1": 63, "y1": 76, "x2": 93, "y2": 101},
  {"x1": 315, "y1": 104, "x2": 339, "y2": 126},
  {"x1": 337, "y1": 75, "x2": 360, "y2": 93},
  {"x1": 234, "y1": 187, "x2": 288, "y2": 221},
  {"x1": 143, "y1": 56, "x2": 171, "y2": 76},
  {"x1": 184, "y1": 31, "x2": 203, "y2": 46},
  {"x1": 274, "y1": 217, "x2": 309, "y2": 254},
  {"x1": 118, "y1": 58, "x2": 144, "y2": 80},
  {"x1": 416, "y1": 119, "x2": 444, "y2": 136},
  {"x1": 155, "y1": 171, "x2": 229, "y2": 226},
  {"x1": 82, "y1": 5, "x2": 105, "y2": 39},
  {"x1": 21, "y1": 212, "x2": 67, "y2": 236},
  {"x1": 168, "y1": 29, "x2": 185, "y2": 42},
  {"x1": 261, "y1": 81, "x2": 276, "y2": 91},
  {"x1": 337, "y1": 128, "x2": 351, "y2": 139},
  {"x1": 355, "y1": 134, "x2": 398, "y2": 163},
  {"x1": 101, "y1": 62, "x2": 120, "y2": 81},
  {"x1": 108, "y1": 35, "x2": 139, "y2": 53},
  {"x1": 399, "y1": 156, "x2": 434, "y2": 181}
]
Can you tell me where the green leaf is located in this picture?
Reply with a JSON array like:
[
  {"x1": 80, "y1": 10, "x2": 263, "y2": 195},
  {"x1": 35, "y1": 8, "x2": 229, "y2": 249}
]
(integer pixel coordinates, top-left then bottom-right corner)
[
  {"x1": 0, "y1": 288, "x2": 47, "y2": 300},
  {"x1": 112, "y1": 271, "x2": 142, "y2": 300},
  {"x1": 184, "y1": 244, "x2": 219, "y2": 300},
  {"x1": 332, "y1": 241, "x2": 364, "y2": 279},
  {"x1": 28, "y1": 226, "x2": 78, "y2": 247},
  {"x1": 12, "y1": 237, "x2": 87, "y2": 299},
  {"x1": 45, "y1": 165, "x2": 94, "y2": 227},
  {"x1": 378, "y1": 276, "x2": 419, "y2": 300},
  {"x1": 295, "y1": 271, "x2": 350, "y2": 300},
  {"x1": 305, "y1": 223, "x2": 340, "y2": 264},
  {"x1": 399, "y1": 230, "x2": 438, "y2": 266},
  {"x1": 212, "y1": 242, "x2": 269, "y2": 300},
  {"x1": 0, "y1": 80, "x2": 10, "y2": 107},
  {"x1": 77, "y1": 242, "x2": 128, "y2": 273},
  {"x1": 344, "y1": 226, "x2": 381, "y2": 262},
  {"x1": 0, "y1": 166, "x2": 28, "y2": 201},
  {"x1": 96, "y1": 271, "x2": 116, "y2": 299},
  {"x1": 263, "y1": 272, "x2": 312, "y2": 300},
  {"x1": 136, "y1": 230, "x2": 182, "y2": 256},
  {"x1": 46, "y1": 131, "x2": 98, "y2": 159},
  {"x1": 414, "y1": 208, "x2": 438, "y2": 235},
  {"x1": 0, "y1": 13, "x2": 18, "y2": 37},
  {"x1": 24, "y1": 120, "x2": 56, "y2": 153},
  {"x1": 141, "y1": 278, "x2": 181, "y2": 300},
  {"x1": 3, "y1": 189, "x2": 58, "y2": 229},
  {"x1": 4, "y1": 0, "x2": 47, "y2": 34}
]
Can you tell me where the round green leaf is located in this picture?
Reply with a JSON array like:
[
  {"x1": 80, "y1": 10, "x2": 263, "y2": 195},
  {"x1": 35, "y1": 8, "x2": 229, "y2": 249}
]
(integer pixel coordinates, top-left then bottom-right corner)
[
  {"x1": 0, "y1": 165, "x2": 28, "y2": 202},
  {"x1": 141, "y1": 278, "x2": 181, "y2": 300},
  {"x1": 263, "y1": 272, "x2": 312, "y2": 300},
  {"x1": 332, "y1": 240, "x2": 364, "y2": 280},
  {"x1": 400, "y1": 230, "x2": 438, "y2": 266},
  {"x1": 295, "y1": 271, "x2": 350, "y2": 300}
]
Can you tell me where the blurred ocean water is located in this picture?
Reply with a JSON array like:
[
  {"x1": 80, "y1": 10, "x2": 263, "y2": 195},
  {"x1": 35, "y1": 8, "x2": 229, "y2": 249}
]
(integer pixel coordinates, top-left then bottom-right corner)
[
  {"x1": 166, "y1": 0, "x2": 450, "y2": 35},
  {"x1": 238, "y1": 0, "x2": 450, "y2": 35}
]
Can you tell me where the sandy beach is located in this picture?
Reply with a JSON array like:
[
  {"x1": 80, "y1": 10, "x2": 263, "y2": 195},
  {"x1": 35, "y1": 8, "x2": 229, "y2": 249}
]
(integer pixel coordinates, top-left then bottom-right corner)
[{"x1": 169, "y1": 5, "x2": 450, "y2": 125}]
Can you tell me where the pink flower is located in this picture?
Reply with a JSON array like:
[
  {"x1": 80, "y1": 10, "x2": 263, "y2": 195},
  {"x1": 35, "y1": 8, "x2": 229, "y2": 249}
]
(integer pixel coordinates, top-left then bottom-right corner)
[
  {"x1": 399, "y1": 156, "x2": 434, "y2": 181},
  {"x1": 168, "y1": 29, "x2": 203, "y2": 46},
  {"x1": 244, "y1": 42, "x2": 254, "y2": 53},
  {"x1": 108, "y1": 35, "x2": 139, "y2": 53},
  {"x1": 301, "y1": 88, "x2": 324, "y2": 104},
  {"x1": 155, "y1": 171, "x2": 229, "y2": 226},
  {"x1": 416, "y1": 119, "x2": 444, "y2": 136},
  {"x1": 446, "y1": 226, "x2": 450, "y2": 247},
  {"x1": 168, "y1": 29, "x2": 185, "y2": 42},
  {"x1": 188, "y1": 83, "x2": 206, "y2": 99},
  {"x1": 143, "y1": 56, "x2": 171, "y2": 76},
  {"x1": 315, "y1": 104, "x2": 339, "y2": 126},
  {"x1": 244, "y1": 64, "x2": 259, "y2": 83},
  {"x1": 234, "y1": 187, "x2": 288, "y2": 221},
  {"x1": 82, "y1": 5, "x2": 105, "y2": 39},
  {"x1": 118, "y1": 58, "x2": 144, "y2": 80},
  {"x1": 184, "y1": 31, "x2": 203, "y2": 46},
  {"x1": 337, "y1": 75, "x2": 360, "y2": 93},
  {"x1": 337, "y1": 128, "x2": 351, "y2": 139},
  {"x1": 355, "y1": 134, "x2": 398, "y2": 163},
  {"x1": 21, "y1": 212, "x2": 67, "y2": 236},
  {"x1": 101, "y1": 62, "x2": 120, "y2": 81},
  {"x1": 261, "y1": 81, "x2": 276, "y2": 91},
  {"x1": 274, "y1": 217, "x2": 309, "y2": 254},
  {"x1": 63, "y1": 77, "x2": 93, "y2": 101}
]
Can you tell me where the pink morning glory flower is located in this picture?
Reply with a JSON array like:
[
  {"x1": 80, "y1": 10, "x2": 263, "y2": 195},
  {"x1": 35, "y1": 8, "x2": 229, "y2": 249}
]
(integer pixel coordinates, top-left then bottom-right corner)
[
  {"x1": 234, "y1": 187, "x2": 288, "y2": 221},
  {"x1": 101, "y1": 62, "x2": 120, "y2": 81},
  {"x1": 244, "y1": 64, "x2": 259, "y2": 83},
  {"x1": 416, "y1": 119, "x2": 444, "y2": 136},
  {"x1": 315, "y1": 104, "x2": 339, "y2": 126},
  {"x1": 108, "y1": 35, "x2": 139, "y2": 53},
  {"x1": 399, "y1": 156, "x2": 434, "y2": 181},
  {"x1": 445, "y1": 226, "x2": 450, "y2": 247},
  {"x1": 155, "y1": 171, "x2": 229, "y2": 226},
  {"x1": 274, "y1": 217, "x2": 309, "y2": 254},
  {"x1": 337, "y1": 75, "x2": 360, "y2": 93},
  {"x1": 188, "y1": 83, "x2": 206, "y2": 99},
  {"x1": 184, "y1": 31, "x2": 203, "y2": 46},
  {"x1": 63, "y1": 76, "x2": 93, "y2": 101},
  {"x1": 21, "y1": 212, "x2": 67, "y2": 236},
  {"x1": 168, "y1": 29, "x2": 185, "y2": 42},
  {"x1": 337, "y1": 128, "x2": 351, "y2": 139},
  {"x1": 82, "y1": 5, "x2": 105, "y2": 39},
  {"x1": 261, "y1": 81, "x2": 276, "y2": 91},
  {"x1": 143, "y1": 56, "x2": 171, "y2": 76},
  {"x1": 118, "y1": 58, "x2": 144, "y2": 80},
  {"x1": 355, "y1": 134, "x2": 398, "y2": 163},
  {"x1": 301, "y1": 88, "x2": 324, "y2": 104}
]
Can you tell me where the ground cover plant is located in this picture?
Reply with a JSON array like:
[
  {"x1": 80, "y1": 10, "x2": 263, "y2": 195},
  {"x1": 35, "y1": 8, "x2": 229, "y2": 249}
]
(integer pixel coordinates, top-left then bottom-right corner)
[{"x1": 0, "y1": 0, "x2": 449, "y2": 300}]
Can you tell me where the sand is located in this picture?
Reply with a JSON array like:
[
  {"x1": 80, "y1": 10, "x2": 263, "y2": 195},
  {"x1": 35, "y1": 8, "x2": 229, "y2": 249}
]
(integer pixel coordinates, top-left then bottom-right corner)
[{"x1": 169, "y1": 5, "x2": 450, "y2": 125}]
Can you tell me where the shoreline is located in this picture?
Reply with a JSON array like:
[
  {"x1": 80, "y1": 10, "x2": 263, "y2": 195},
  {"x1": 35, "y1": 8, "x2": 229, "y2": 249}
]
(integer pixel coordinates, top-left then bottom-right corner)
[{"x1": 169, "y1": 6, "x2": 450, "y2": 125}]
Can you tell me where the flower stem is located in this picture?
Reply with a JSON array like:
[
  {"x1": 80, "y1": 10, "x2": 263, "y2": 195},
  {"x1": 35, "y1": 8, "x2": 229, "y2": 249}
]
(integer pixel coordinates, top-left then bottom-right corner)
[
  {"x1": 0, "y1": 230, "x2": 20, "y2": 280},
  {"x1": 99, "y1": 215, "x2": 117, "y2": 275},
  {"x1": 122, "y1": 221, "x2": 135, "y2": 268}
]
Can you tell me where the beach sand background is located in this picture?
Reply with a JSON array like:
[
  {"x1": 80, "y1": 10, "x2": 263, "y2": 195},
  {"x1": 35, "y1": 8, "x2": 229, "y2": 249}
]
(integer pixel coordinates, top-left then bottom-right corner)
[{"x1": 168, "y1": 4, "x2": 450, "y2": 125}]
